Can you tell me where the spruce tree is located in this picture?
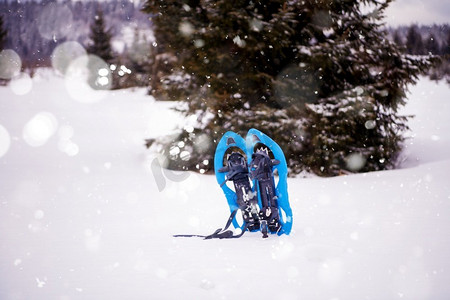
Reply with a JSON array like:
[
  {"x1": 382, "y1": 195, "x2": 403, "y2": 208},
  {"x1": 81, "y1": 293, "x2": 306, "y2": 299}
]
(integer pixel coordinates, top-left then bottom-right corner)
[
  {"x1": 0, "y1": 15, "x2": 7, "y2": 51},
  {"x1": 141, "y1": 0, "x2": 193, "y2": 98},
  {"x1": 295, "y1": 3, "x2": 431, "y2": 175},
  {"x1": 0, "y1": 15, "x2": 8, "y2": 85},
  {"x1": 143, "y1": 0, "x2": 432, "y2": 175},
  {"x1": 406, "y1": 25, "x2": 424, "y2": 55},
  {"x1": 87, "y1": 9, "x2": 114, "y2": 64},
  {"x1": 444, "y1": 31, "x2": 450, "y2": 55},
  {"x1": 85, "y1": 9, "x2": 115, "y2": 90}
]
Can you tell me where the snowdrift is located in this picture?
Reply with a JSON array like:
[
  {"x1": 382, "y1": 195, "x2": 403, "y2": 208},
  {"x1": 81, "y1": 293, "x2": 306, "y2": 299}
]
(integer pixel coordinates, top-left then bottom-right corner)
[{"x1": 0, "y1": 72, "x2": 449, "y2": 299}]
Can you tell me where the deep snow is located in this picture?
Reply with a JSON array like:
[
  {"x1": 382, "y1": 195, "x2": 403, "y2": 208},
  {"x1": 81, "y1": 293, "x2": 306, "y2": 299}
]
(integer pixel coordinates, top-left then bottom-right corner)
[{"x1": 0, "y1": 72, "x2": 449, "y2": 300}]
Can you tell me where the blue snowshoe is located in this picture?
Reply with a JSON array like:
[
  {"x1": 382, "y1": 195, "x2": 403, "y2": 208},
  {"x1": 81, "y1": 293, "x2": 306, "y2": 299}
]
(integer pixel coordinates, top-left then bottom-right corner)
[
  {"x1": 245, "y1": 128, "x2": 292, "y2": 236},
  {"x1": 214, "y1": 131, "x2": 261, "y2": 234}
]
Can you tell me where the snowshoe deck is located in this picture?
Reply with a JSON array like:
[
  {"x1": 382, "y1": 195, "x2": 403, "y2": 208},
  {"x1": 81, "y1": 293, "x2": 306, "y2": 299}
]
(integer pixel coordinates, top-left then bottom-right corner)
[{"x1": 246, "y1": 128, "x2": 292, "y2": 236}]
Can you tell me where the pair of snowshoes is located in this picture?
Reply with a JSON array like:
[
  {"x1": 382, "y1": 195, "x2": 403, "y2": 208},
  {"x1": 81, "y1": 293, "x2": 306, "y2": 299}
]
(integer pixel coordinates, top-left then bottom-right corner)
[
  {"x1": 213, "y1": 129, "x2": 292, "y2": 238},
  {"x1": 174, "y1": 129, "x2": 292, "y2": 239}
]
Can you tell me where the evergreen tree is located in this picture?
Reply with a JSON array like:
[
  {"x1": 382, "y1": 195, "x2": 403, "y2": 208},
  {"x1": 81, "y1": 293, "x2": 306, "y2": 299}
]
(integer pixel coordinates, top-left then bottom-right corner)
[
  {"x1": 84, "y1": 9, "x2": 115, "y2": 90},
  {"x1": 444, "y1": 31, "x2": 450, "y2": 55},
  {"x1": 0, "y1": 14, "x2": 8, "y2": 85},
  {"x1": 143, "y1": 0, "x2": 432, "y2": 175},
  {"x1": 86, "y1": 9, "x2": 114, "y2": 64},
  {"x1": 0, "y1": 15, "x2": 7, "y2": 51},
  {"x1": 297, "y1": 3, "x2": 431, "y2": 175},
  {"x1": 406, "y1": 25, "x2": 425, "y2": 55},
  {"x1": 141, "y1": 0, "x2": 189, "y2": 98}
]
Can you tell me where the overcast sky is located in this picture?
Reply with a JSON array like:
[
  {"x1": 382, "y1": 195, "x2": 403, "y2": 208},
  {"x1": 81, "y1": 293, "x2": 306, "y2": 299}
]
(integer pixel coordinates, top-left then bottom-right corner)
[{"x1": 384, "y1": 0, "x2": 450, "y2": 26}]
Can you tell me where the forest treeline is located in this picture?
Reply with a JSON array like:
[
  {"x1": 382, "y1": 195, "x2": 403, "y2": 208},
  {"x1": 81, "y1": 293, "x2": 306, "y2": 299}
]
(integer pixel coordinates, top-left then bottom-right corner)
[
  {"x1": 1, "y1": 1, "x2": 448, "y2": 90},
  {"x1": 0, "y1": 0, "x2": 152, "y2": 87},
  {"x1": 388, "y1": 24, "x2": 450, "y2": 81}
]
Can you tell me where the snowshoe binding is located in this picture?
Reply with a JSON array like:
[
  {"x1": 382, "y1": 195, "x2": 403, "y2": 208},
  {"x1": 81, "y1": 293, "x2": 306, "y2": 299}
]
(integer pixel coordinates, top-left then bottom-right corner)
[
  {"x1": 218, "y1": 152, "x2": 260, "y2": 231},
  {"x1": 249, "y1": 149, "x2": 281, "y2": 237}
]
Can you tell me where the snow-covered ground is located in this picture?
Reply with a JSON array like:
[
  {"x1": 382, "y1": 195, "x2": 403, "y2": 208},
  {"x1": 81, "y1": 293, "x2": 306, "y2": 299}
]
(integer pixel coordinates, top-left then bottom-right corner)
[{"x1": 0, "y1": 72, "x2": 449, "y2": 300}]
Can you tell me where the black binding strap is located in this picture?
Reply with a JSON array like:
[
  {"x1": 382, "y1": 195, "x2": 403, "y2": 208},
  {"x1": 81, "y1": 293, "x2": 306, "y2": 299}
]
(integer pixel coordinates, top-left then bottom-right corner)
[
  {"x1": 174, "y1": 152, "x2": 254, "y2": 240},
  {"x1": 173, "y1": 209, "x2": 248, "y2": 239}
]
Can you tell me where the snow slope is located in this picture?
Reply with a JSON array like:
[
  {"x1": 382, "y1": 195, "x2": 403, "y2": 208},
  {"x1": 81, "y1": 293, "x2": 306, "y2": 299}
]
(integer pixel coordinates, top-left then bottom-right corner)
[{"x1": 0, "y1": 72, "x2": 449, "y2": 300}]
